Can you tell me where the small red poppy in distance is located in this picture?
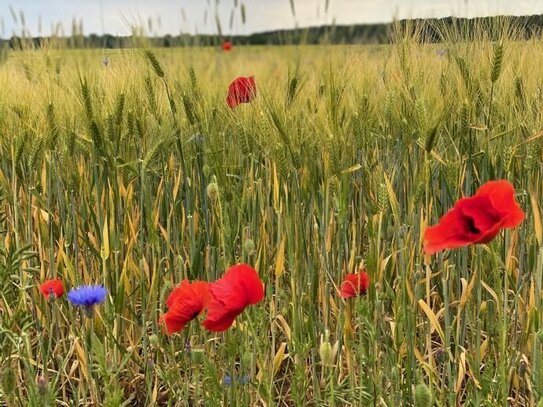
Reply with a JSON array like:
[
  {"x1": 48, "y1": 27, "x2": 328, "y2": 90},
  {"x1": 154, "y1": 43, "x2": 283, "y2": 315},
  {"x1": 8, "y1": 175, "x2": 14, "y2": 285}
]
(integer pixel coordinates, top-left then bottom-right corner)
[
  {"x1": 40, "y1": 279, "x2": 64, "y2": 299},
  {"x1": 340, "y1": 270, "x2": 370, "y2": 298},
  {"x1": 424, "y1": 180, "x2": 525, "y2": 255},
  {"x1": 161, "y1": 280, "x2": 209, "y2": 335},
  {"x1": 227, "y1": 76, "x2": 256, "y2": 109},
  {"x1": 203, "y1": 264, "x2": 264, "y2": 332},
  {"x1": 222, "y1": 40, "x2": 233, "y2": 51}
]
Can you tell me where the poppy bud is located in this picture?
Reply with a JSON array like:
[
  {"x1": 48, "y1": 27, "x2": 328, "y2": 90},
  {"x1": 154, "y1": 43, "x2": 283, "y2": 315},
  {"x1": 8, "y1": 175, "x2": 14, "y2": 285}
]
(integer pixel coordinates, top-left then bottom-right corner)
[
  {"x1": 319, "y1": 331, "x2": 338, "y2": 367},
  {"x1": 37, "y1": 376, "x2": 48, "y2": 397},
  {"x1": 319, "y1": 341, "x2": 334, "y2": 366},
  {"x1": 241, "y1": 351, "x2": 253, "y2": 367},
  {"x1": 149, "y1": 334, "x2": 160, "y2": 349},
  {"x1": 414, "y1": 383, "x2": 432, "y2": 407},
  {"x1": 243, "y1": 239, "x2": 255, "y2": 256},
  {"x1": 207, "y1": 182, "x2": 219, "y2": 201},
  {"x1": 202, "y1": 164, "x2": 211, "y2": 178},
  {"x1": 191, "y1": 349, "x2": 205, "y2": 364},
  {"x1": 161, "y1": 281, "x2": 173, "y2": 304},
  {"x1": 479, "y1": 301, "x2": 487, "y2": 314},
  {"x1": 519, "y1": 360, "x2": 527, "y2": 376},
  {"x1": 1, "y1": 369, "x2": 15, "y2": 397}
]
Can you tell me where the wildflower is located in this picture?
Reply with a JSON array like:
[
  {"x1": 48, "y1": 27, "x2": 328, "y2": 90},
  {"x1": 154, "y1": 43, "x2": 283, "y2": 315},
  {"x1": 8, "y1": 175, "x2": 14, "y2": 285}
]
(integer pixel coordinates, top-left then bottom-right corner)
[
  {"x1": 36, "y1": 376, "x2": 48, "y2": 397},
  {"x1": 161, "y1": 280, "x2": 209, "y2": 335},
  {"x1": 203, "y1": 264, "x2": 264, "y2": 332},
  {"x1": 67, "y1": 285, "x2": 107, "y2": 317},
  {"x1": 424, "y1": 180, "x2": 524, "y2": 255},
  {"x1": 227, "y1": 76, "x2": 256, "y2": 108},
  {"x1": 340, "y1": 270, "x2": 370, "y2": 298},
  {"x1": 223, "y1": 374, "x2": 250, "y2": 386},
  {"x1": 223, "y1": 374, "x2": 232, "y2": 386},
  {"x1": 39, "y1": 279, "x2": 64, "y2": 299},
  {"x1": 184, "y1": 340, "x2": 192, "y2": 354},
  {"x1": 237, "y1": 375, "x2": 250, "y2": 385},
  {"x1": 222, "y1": 40, "x2": 233, "y2": 51}
]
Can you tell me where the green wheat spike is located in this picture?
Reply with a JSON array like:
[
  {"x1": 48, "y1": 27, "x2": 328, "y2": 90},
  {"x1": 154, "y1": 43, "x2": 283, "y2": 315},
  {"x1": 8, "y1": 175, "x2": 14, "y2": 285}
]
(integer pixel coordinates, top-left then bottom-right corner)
[
  {"x1": 424, "y1": 125, "x2": 439, "y2": 154},
  {"x1": 275, "y1": 145, "x2": 289, "y2": 181},
  {"x1": 144, "y1": 76, "x2": 159, "y2": 120},
  {"x1": 144, "y1": 50, "x2": 165, "y2": 79},
  {"x1": 454, "y1": 56, "x2": 470, "y2": 89},
  {"x1": 189, "y1": 67, "x2": 199, "y2": 95},
  {"x1": 414, "y1": 98, "x2": 427, "y2": 135},
  {"x1": 80, "y1": 78, "x2": 94, "y2": 121},
  {"x1": 460, "y1": 102, "x2": 470, "y2": 135},
  {"x1": 28, "y1": 135, "x2": 45, "y2": 173},
  {"x1": 384, "y1": 91, "x2": 394, "y2": 126},
  {"x1": 114, "y1": 93, "x2": 125, "y2": 128},
  {"x1": 127, "y1": 111, "x2": 135, "y2": 136},
  {"x1": 377, "y1": 182, "x2": 389, "y2": 213},
  {"x1": 46, "y1": 103, "x2": 59, "y2": 148},
  {"x1": 182, "y1": 94, "x2": 197, "y2": 126},
  {"x1": 107, "y1": 115, "x2": 115, "y2": 143},
  {"x1": 514, "y1": 76, "x2": 525, "y2": 108},
  {"x1": 491, "y1": 42, "x2": 504, "y2": 83}
]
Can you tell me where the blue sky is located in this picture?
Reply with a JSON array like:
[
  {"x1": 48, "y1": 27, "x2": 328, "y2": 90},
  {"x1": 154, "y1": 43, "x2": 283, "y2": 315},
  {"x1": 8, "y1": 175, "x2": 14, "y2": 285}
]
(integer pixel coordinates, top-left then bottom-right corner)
[{"x1": 1, "y1": 0, "x2": 542, "y2": 37}]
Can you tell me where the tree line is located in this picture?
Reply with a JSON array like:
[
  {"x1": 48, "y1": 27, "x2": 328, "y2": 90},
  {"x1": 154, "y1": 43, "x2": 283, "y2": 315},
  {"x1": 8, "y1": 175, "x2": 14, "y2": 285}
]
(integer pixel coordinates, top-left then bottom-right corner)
[{"x1": 4, "y1": 15, "x2": 543, "y2": 50}]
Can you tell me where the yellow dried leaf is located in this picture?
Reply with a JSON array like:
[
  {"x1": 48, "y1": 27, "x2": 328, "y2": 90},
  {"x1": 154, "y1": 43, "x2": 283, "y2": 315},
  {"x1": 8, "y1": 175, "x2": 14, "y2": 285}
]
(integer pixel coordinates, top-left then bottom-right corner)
[
  {"x1": 341, "y1": 164, "x2": 362, "y2": 174},
  {"x1": 101, "y1": 216, "x2": 110, "y2": 261},
  {"x1": 417, "y1": 299, "x2": 445, "y2": 343},
  {"x1": 273, "y1": 342, "x2": 287, "y2": 375},
  {"x1": 455, "y1": 351, "x2": 466, "y2": 394},
  {"x1": 275, "y1": 236, "x2": 286, "y2": 278},
  {"x1": 481, "y1": 281, "x2": 500, "y2": 315},
  {"x1": 459, "y1": 271, "x2": 477, "y2": 310},
  {"x1": 480, "y1": 338, "x2": 489, "y2": 360},
  {"x1": 383, "y1": 173, "x2": 400, "y2": 223},
  {"x1": 531, "y1": 194, "x2": 542, "y2": 246},
  {"x1": 275, "y1": 315, "x2": 291, "y2": 341}
]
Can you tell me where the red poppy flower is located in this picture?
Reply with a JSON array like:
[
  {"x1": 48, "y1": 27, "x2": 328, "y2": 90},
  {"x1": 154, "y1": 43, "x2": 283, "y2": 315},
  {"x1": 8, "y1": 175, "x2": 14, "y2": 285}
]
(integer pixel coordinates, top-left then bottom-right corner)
[
  {"x1": 222, "y1": 40, "x2": 233, "y2": 51},
  {"x1": 203, "y1": 264, "x2": 264, "y2": 332},
  {"x1": 161, "y1": 280, "x2": 209, "y2": 335},
  {"x1": 40, "y1": 279, "x2": 64, "y2": 298},
  {"x1": 340, "y1": 270, "x2": 370, "y2": 298},
  {"x1": 424, "y1": 180, "x2": 525, "y2": 255},
  {"x1": 226, "y1": 76, "x2": 256, "y2": 109}
]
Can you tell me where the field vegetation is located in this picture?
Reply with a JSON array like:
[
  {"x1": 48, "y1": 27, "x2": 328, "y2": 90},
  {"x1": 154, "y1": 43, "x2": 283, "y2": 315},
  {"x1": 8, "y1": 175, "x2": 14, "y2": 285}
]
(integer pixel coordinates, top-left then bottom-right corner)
[{"x1": 0, "y1": 19, "x2": 543, "y2": 406}]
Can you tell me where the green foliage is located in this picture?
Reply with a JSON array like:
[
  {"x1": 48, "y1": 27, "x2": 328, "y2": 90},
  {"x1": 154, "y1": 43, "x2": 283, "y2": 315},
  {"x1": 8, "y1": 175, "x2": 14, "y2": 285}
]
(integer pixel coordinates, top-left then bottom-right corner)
[{"x1": 0, "y1": 23, "x2": 542, "y2": 406}]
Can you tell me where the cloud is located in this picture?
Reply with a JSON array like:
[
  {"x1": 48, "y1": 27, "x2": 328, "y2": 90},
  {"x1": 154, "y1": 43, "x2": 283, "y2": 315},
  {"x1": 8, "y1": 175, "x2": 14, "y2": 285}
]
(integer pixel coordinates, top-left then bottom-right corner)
[{"x1": 2, "y1": 0, "x2": 543, "y2": 38}]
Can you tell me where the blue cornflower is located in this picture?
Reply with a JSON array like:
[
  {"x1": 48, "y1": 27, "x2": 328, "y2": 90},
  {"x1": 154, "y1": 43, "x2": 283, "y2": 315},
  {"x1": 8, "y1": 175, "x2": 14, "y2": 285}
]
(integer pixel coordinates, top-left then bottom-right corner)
[
  {"x1": 68, "y1": 285, "x2": 107, "y2": 317},
  {"x1": 223, "y1": 374, "x2": 250, "y2": 386},
  {"x1": 237, "y1": 375, "x2": 250, "y2": 385},
  {"x1": 223, "y1": 375, "x2": 232, "y2": 386}
]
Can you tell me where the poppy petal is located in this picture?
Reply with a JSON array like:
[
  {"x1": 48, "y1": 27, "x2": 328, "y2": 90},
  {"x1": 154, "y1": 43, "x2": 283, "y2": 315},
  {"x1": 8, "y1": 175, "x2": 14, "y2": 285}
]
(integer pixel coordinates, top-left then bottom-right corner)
[{"x1": 424, "y1": 180, "x2": 525, "y2": 255}]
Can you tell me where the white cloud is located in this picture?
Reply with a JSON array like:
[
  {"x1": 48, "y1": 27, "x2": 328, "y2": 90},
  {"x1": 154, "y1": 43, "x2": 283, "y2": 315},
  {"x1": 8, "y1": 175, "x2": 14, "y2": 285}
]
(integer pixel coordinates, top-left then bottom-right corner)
[{"x1": 1, "y1": 0, "x2": 543, "y2": 37}]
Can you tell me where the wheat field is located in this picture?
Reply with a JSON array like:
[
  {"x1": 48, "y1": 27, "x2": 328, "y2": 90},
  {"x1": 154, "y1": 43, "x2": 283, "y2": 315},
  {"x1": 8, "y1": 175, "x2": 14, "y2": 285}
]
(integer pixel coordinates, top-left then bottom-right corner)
[{"x1": 1, "y1": 21, "x2": 543, "y2": 406}]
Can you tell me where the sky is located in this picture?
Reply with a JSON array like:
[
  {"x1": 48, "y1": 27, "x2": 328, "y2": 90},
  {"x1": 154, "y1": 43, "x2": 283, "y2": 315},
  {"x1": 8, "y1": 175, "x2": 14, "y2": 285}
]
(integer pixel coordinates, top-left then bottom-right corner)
[{"x1": 1, "y1": 0, "x2": 543, "y2": 37}]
